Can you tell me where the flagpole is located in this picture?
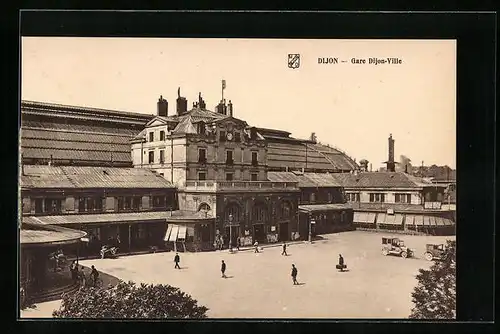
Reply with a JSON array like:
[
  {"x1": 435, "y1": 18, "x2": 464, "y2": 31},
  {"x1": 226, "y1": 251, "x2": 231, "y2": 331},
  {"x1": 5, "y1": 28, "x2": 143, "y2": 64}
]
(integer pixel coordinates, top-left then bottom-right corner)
[{"x1": 222, "y1": 80, "x2": 225, "y2": 102}]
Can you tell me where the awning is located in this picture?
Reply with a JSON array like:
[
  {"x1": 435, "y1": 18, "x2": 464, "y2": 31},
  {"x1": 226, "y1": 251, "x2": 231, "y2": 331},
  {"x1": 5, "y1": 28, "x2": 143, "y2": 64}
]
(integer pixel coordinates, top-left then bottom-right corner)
[
  {"x1": 385, "y1": 214, "x2": 397, "y2": 225},
  {"x1": 376, "y1": 213, "x2": 387, "y2": 224},
  {"x1": 405, "y1": 215, "x2": 415, "y2": 226},
  {"x1": 394, "y1": 214, "x2": 404, "y2": 225},
  {"x1": 299, "y1": 203, "x2": 352, "y2": 213},
  {"x1": 23, "y1": 211, "x2": 172, "y2": 226},
  {"x1": 353, "y1": 212, "x2": 376, "y2": 224},
  {"x1": 423, "y1": 215, "x2": 431, "y2": 226},
  {"x1": 414, "y1": 215, "x2": 424, "y2": 226},
  {"x1": 435, "y1": 217, "x2": 445, "y2": 226},
  {"x1": 164, "y1": 224, "x2": 187, "y2": 242}
]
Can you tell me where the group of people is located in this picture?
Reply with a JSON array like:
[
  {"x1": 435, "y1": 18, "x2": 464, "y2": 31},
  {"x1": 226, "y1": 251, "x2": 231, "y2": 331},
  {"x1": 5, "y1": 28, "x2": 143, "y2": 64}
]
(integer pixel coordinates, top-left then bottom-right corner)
[
  {"x1": 70, "y1": 261, "x2": 100, "y2": 287},
  {"x1": 172, "y1": 243, "x2": 347, "y2": 285}
]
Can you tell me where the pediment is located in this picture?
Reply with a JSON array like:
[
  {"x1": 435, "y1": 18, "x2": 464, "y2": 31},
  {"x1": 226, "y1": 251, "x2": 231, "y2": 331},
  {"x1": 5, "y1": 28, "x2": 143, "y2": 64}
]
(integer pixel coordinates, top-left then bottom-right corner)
[
  {"x1": 214, "y1": 116, "x2": 248, "y2": 129},
  {"x1": 145, "y1": 116, "x2": 169, "y2": 128}
]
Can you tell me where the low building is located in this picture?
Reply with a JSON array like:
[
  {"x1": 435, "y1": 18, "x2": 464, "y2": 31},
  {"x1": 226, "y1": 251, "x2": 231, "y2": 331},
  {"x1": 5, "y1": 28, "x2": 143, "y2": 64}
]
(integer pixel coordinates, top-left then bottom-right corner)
[
  {"x1": 267, "y1": 171, "x2": 354, "y2": 239},
  {"x1": 20, "y1": 165, "x2": 177, "y2": 257},
  {"x1": 331, "y1": 171, "x2": 455, "y2": 235}
]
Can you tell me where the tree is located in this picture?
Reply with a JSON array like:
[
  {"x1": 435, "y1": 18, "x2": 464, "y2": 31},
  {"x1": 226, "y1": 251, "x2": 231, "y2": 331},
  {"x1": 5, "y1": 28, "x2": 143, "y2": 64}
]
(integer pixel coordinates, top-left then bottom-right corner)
[
  {"x1": 409, "y1": 240, "x2": 456, "y2": 319},
  {"x1": 53, "y1": 281, "x2": 209, "y2": 319}
]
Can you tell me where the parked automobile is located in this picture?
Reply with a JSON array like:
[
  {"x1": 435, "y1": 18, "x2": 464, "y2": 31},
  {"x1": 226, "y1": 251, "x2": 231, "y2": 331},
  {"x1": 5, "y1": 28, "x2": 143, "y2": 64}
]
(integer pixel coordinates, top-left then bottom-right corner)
[
  {"x1": 423, "y1": 243, "x2": 447, "y2": 261},
  {"x1": 381, "y1": 237, "x2": 414, "y2": 258},
  {"x1": 100, "y1": 245, "x2": 118, "y2": 259}
]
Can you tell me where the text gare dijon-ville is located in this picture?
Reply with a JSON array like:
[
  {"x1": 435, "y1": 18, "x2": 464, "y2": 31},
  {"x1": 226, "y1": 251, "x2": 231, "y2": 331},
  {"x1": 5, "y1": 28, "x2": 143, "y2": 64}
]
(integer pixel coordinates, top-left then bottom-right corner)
[{"x1": 318, "y1": 57, "x2": 403, "y2": 65}]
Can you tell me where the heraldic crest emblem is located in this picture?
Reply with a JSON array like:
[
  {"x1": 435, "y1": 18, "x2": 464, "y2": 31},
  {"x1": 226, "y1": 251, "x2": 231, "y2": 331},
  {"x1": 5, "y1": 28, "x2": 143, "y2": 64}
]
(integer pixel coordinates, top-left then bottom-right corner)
[{"x1": 288, "y1": 54, "x2": 300, "y2": 69}]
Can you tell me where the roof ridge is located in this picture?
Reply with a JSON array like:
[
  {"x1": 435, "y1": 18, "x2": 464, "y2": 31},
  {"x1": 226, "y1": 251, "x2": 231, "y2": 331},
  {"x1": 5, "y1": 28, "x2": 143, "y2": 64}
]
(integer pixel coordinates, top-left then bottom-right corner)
[{"x1": 22, "y1": 126, "x2": 136, "y2": 138}]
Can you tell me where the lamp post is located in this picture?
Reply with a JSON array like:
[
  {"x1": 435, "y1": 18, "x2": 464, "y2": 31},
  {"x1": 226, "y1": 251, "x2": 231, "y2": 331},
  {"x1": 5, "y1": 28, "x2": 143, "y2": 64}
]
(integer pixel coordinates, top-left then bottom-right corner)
[
  {"x1": 308, "y1": 214, "x2": 315, "y2": 243},
  {"x1": 228, "y1": 214, "x2": 233, "y2": 251}
]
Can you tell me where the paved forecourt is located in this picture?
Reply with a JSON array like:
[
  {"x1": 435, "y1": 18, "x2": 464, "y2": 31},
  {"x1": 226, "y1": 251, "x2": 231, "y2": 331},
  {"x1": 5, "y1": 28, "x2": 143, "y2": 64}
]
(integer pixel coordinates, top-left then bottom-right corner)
[{"x1": 77, "y1": 231, "x2": 453, "y2": 318}]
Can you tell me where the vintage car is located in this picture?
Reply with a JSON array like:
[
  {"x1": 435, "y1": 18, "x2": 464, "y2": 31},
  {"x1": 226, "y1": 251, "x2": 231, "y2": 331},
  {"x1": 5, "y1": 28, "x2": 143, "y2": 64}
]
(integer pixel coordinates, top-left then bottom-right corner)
[
  {"x1": 423, "y1": 243, "x2": 447, "y2": 261},
  {"x1": 381, "y1": 237, "x2": 414, "y2": 258}
]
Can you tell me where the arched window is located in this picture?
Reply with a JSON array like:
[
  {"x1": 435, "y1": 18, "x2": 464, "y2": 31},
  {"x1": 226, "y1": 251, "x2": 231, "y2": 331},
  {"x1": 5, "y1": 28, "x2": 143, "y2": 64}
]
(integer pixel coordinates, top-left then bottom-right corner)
[
  {"x1": 252, "y1": 203, "x2": 268, "y2": 223},
  {"x1": 198, "y1": 202, "x2": 211, "y2": 211},
  {"x1": 224, "y1": 203, "x2": 241, "y2": 223},
  {"x1": 281, "y1": 201, "x2": 292, "y2": 219}
]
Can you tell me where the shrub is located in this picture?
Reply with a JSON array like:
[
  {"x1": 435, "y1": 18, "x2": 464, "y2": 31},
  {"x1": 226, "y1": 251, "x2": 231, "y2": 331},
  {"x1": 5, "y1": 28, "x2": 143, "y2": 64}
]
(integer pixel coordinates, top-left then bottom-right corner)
[
  {"x1": 409, "y1": 240, "x2": 456, "y2": 319},
  {"x1": 52, "y1": 281, "x2": 208, "y2": 319}
]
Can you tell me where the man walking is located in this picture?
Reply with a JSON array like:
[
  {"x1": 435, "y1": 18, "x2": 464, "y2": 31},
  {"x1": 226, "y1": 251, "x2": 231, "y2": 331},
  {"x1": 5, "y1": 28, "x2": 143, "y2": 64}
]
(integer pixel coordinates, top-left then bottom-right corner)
[
  {"x1": 236, "y1": 238, "x2": 241, "y2": 251},
  {"x1": 221, "y1": 260, "x2": 227, "y2": 278},
  {"x1": 254, "y1": 240, "x2": 259, "y2": 253},
  {"x1": 338, "y1": 254, "x2": 345, "y2": 272},
  {"x1": 174, "y1": 252, "x2": 181, "y2": 269},
  {"x1": 291, "y1": 264, "x2": 298, "y2": 285},
  {"x1": 281, "y1": 242, "x2": 288, "y2": 256}
]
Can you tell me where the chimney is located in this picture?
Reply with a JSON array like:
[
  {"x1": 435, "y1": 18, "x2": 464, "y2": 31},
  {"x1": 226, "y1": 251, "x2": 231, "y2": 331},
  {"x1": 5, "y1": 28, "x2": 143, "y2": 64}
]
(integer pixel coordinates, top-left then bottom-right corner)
[
  {"x1": 370, "y1": 163, "x2": 372, "y2": 172},
  {"x1": 157, "y1": 95, "x2": 168, "y2": 117},
  {"x1": 176, "y1": 87, "x2": 188, "y2": 115},
  {"x1": 216, "y1": 100, "x2": 227, "y2": 115},
  {"x1": 198, "y1": 92, "x2": 206, "y2": 109},
  {"x1": 386, "y1": 133, "x2": 396, "y2": 172},
  {"x1": 228, "y1": 100, "x2": 233, "y2": 117}
]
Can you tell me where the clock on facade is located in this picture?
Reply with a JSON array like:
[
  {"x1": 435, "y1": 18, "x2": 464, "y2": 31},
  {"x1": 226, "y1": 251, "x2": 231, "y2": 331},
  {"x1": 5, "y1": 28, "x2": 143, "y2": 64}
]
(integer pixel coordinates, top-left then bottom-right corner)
[{"x1": 226, "y1": 132, "x2": 233, "y2": 141}]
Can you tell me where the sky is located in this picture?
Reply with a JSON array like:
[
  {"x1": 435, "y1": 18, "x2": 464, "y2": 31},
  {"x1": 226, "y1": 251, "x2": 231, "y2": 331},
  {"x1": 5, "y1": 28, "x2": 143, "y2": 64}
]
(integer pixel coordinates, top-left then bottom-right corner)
[{"x1": 21, "y1": 38, "x2": 456, "y2": 169}]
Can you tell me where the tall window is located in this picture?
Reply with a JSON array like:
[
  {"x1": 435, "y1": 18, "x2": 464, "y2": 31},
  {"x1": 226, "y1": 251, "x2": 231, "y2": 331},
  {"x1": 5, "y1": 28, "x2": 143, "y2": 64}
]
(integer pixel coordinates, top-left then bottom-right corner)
[
  {"x1": 219, "y1": 130, "x2": 226, "y2": 142},
  {"x1": 346, "y1": 193, "x2": 360, "y2": 202},
  {"x1": 198, "y1": 148, "x2": 207, "y2": 163},
  {"x1": 251, "y1": 152, "x2": 258, "y2": 166},
  {"x1": 44, "y1": 198, "x2": 62, "y2": 214},
  {"x1": 225, "y1": 204, "x2": 240, "y2": 223},
  {"x1": 117, "y1": 196, "x2": 141, "y2": 212},
  {"x1": 281, "y1": 201, "x2": 292, "y2": 219},
  {"x1": 252, "y1": 204, "x2": 267, "y2": 223},
  {"x1": 159, "y1": 150, "x2": 165, "y2": 164},
  {"x1": 310, "y1": 192, "x2": 316, "y2": 203},
  {"x1": 79, "y1": 196, "x2": 104, "y2": 213},
  {"x1": 197, "y1": 122, "x2": 206, "y2": 135},
  {"x1": 149, "y1": 132, "x2": 154, "y2": 142},
  {"x1": 251, "y1": 173, "x2": 258, "y2": 181},
  {"x1": 235, "y1": 132, "x2": 241, "y2": 142},
  {"x1": 395, "y1": 193, "x2": 412, "y2": 203},
  {"x1": 369, "y1": 193, "x2": 385, "y2": 203},
  {"x1": 226, "y1": 150, "x2": 234, "y2": 165},
  {"x1": 148, "y1": 151, "x2": 154, "y2": 164},
  {"x1": 159, "y1": 130, "x2": 165, "y2": 141},
  {"x1": 226, "y1": 173, "x2": 233, "y2": 181},
  {"x1": 152, "y1": 195, "x2": 166, "y2": 208},
  {"x1": 198, "y1": 172, "x2": 206, "y2": 181}
]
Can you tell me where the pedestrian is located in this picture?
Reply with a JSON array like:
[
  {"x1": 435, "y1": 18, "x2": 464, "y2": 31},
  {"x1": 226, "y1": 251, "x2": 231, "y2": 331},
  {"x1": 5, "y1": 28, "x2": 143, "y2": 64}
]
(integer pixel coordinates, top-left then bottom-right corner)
[
  {"x1": 281, "y1": 242, "x2": 288, "y2": 256},
  {"x1": 70, "y1": 260, "x2": 78, "y2": 282},
  {"x1": 220, "y1": 236, "x2": 224, "y2": 250},
  {"x1": 254, "y1": 240, "x2": 259, "y2": 253},
  {"x1": 174, "y1": 252, "x2": 181, "y2": 269},
  {"x1": 236, "y1": 238, "x2": 241, "y2": 251},
  {"x1": 90, "y1": 265, "x2": 99, "y2": 287},
  {"x1": 291, "y1": 264, "x2": 298, "y2": 285},
  {"x1": 78, "y1": 266, "x2": 86, "y2": 287},
  {"x1": 338, "y1": 254, "x2": 345, "y2": 272},
  {"x1": 221, "y1": 260, "x2": 227, "y2": 278}
]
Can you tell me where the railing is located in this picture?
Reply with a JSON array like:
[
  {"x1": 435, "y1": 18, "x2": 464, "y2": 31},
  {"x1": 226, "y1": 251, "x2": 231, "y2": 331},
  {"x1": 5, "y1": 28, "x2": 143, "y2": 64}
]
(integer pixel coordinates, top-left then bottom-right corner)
[
  {"x1": 184, "y1": 180, "x2": 299, "y2": 191},
  {"x1": 424, "y1": 202, "x2": 442, "y2": 210}
]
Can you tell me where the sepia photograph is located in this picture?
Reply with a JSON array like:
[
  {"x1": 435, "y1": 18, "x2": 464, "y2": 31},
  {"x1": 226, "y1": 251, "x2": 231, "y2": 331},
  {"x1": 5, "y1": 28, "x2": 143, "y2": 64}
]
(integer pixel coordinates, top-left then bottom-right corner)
[{"x1": 19, "y1": 37, "x2": 457, "y2": 319}]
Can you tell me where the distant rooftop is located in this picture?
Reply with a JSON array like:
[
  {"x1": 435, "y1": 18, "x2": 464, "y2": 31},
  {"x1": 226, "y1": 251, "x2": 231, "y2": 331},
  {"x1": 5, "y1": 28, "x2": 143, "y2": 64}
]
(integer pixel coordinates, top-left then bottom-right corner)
[{"x1": 20, "y1": 165, "x2": 175, "y2": 189}]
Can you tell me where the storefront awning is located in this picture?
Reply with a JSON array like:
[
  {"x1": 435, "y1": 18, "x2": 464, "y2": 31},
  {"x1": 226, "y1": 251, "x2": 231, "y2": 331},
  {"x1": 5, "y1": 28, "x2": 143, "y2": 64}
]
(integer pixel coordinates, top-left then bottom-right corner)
[
  {"x1": 353, "y1": 212, "x2": 376, "y2": 224},
  {"x1": 23, "y1": 211, "x2": 173, "y2": 226},
  {"x1": 165, "y1": 210, "x2": 215, "y2": 223},
  {"x1": 164, "y1": 224, "x2": 188, "y2": 242},
  {"x1": 299, "y1": 203, "x2": 352, "y2": 213}
]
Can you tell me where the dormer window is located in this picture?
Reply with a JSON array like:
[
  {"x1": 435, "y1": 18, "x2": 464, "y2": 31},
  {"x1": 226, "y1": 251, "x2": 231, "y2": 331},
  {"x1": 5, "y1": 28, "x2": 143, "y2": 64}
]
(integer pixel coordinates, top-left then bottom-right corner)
[{"x1": 197, "y1": 122, "x2": 206, "y2": 135}]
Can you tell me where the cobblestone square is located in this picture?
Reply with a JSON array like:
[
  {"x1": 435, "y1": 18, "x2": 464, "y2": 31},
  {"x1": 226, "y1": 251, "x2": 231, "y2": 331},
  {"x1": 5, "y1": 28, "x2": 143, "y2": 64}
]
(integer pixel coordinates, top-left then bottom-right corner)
[{"x1": 64, "y1": 231, "x2": 452, "y2": 318}]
